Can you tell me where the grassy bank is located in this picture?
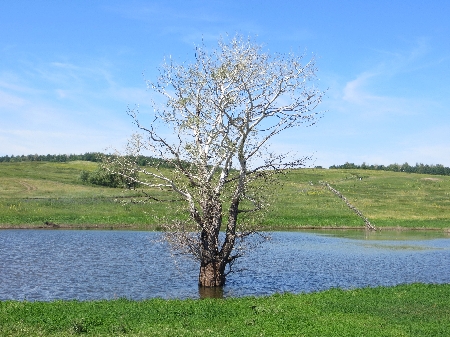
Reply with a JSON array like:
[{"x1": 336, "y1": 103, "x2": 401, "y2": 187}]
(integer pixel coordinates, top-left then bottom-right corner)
[
  {"x1": 0, "y1": 161, "x2": 449, "y2": 229},
  {"x1": 1, "y1": 283, "x2": 449, "y2": 336}
]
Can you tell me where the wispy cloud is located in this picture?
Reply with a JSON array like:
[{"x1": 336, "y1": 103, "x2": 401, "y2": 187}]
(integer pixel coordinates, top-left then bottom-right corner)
[
  {"x1": 341, "y1": 71, "x2": 432, "y2": 119},
  {"x1": 342, "y1": 71, "x2": 379, "y2": 105},
  {"x1": 338, "y1": 38, "x2": 441, "y2": 120},
  {"x1": 0, "y1": 58, "x2": 143, "y2": 155},
  {"x1": 370, "y1": 37, "x2": 431, "y2": 73},
  {"x1": 0, "y1": 90, "x2": 26, "y2": 108}
]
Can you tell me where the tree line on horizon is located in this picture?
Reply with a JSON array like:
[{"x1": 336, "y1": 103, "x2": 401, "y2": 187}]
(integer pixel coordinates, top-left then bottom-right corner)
[
  {"x1": 329, "y1": 162, "x2": 450, "y2": 176},
  {"x1": 1, "y1": 153, "x2": 449, "y2": 176},
  {"x1": 0, "y1": 153, "x2": 102, "y2": 163},
  {"x1": 0, "y1": 153, "x2": 175, "y2": 168}
]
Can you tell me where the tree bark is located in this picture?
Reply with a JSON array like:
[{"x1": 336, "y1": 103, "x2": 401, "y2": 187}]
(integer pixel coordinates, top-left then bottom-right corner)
[{"x1": 198, "y1": 260, "x2": 225, "y2": 287}]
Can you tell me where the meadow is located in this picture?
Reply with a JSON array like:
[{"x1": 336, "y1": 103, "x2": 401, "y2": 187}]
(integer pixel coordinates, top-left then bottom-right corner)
[
  {"x1": 1, "y1": 283, "x2": 449, "y2": 336},
  {"x1": 1, "y1": 162, "x2": 449, "y2": 336},
  {"x1": 0, "y1": 161, "x2": 449, "y2": 229}
]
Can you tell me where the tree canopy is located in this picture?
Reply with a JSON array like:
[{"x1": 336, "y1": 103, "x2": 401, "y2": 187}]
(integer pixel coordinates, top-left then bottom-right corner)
[{"x1": 108, "y1": 36, "x2": 324, "y2": 287}]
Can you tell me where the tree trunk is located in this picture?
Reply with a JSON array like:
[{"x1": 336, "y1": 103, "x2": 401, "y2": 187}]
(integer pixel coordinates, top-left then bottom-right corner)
[{"x1": 198, "y1": 260, "x2": 225, "y2": 287}]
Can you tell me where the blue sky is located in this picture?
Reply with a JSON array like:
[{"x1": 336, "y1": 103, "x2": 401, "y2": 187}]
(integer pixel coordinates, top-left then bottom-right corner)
[{"x1": 1, "y1": 0, "x2": 449, "y2": 167}]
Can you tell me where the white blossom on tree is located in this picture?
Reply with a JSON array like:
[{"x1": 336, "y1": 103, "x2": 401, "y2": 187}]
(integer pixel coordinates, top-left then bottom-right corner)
[{"x1": 109, "y1": 36, "x2": 324, "y2": 287}]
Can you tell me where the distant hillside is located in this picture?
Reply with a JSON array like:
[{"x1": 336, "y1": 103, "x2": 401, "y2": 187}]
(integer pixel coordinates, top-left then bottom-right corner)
[
  {"x1": 0, "y1": 161, "x2": 449, "y2": 229},
  {"x1": 2, "y1": 153, "x2": 449, "y2": 176}
]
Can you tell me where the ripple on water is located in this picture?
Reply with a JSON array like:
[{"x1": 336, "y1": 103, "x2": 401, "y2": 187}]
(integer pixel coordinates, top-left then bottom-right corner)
[{"x1": 0, "y1": 230, "x2": 449, "y2": 300}]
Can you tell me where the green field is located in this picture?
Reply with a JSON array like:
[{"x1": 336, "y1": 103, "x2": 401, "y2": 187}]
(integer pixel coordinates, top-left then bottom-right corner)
[
  {"x1": 1, "y1": 164, "x2": 449, "y2": 336},
  {"x1": 0, "y1": 161, "x2": 449, "y2": 229},
  {"x1": 1, "y1": 283, "x2": 449, "y2": 336}
]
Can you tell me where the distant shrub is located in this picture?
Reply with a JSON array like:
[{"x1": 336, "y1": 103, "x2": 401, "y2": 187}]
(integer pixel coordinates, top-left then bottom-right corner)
[
  {"x1": 79, "y1": 170, "x2": 90, "y2": 184},
  {"x1": 80, "y1": 166, "x2": 140, "y2": 189}
]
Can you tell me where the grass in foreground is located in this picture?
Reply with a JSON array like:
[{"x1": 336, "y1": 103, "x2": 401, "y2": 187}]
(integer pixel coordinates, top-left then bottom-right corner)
[
  {"x1": 0, "y1": 161, "x2": 450, "y2": 229},
  {"x1": 1, "y1": 283, "x2": 449, "y2": 336}
]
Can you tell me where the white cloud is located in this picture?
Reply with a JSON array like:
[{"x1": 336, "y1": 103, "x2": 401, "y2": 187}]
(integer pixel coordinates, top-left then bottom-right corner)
[
  {"x1": 342, "y1": 71, "x2": 426, "y2": 117},
  {"x1": 315, "y1": 38, "x2": 450, "y2": 167},
  {"x1": 0, "y1": 59, "x2": 143, "y2": 156},
  {"x1": 0, "y1": 90, "x2": 26, "y2": 108},
  {"x1": 342, "y1": 72, "x2": 379, "y2": 104},
  {"x1": 338, "y1": 38, "x2": 442, "y2": 119}
]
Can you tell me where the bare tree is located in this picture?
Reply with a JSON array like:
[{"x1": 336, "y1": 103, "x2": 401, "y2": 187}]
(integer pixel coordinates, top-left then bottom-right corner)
[{"x1": 109, "y1": 36, "x2": 324, "y2": 287}]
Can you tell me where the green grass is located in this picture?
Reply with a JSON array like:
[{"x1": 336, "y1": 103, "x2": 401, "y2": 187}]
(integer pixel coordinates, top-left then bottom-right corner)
[
  {"x1": 1, "y1": 283, "x2": 449, "y2": 336},
  {"x1": 272, "y1": 169, "x2": 450, "y2": 229},
  {"x1": 0, "y1": 161, "x2": 180, "y2": 229},
  {"x1": 1, "y1": 161, "x2": 449, "y2": 229},
  {"x1": 1, "y1": 164, "x2": 449, "y2": 335}
]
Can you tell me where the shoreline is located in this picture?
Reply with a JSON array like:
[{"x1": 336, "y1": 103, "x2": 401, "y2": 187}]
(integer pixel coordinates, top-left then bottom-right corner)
[{"x1": 1, "y1": 223, "x2": 449, "y2": 233}]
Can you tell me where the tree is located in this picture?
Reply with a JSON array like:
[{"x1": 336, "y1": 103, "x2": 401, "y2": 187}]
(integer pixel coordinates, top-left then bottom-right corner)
[
  {"x1": 80, "y1": 162, "x2": 140, "y2": 188},
  {"x1": 109, "y1": 36, "x2": 324, "y2": 287}
]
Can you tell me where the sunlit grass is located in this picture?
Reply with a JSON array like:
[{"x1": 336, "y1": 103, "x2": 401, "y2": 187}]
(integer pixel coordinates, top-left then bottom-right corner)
[
  {"x1": 0, "y1": 161, "x2": 180, "y2": 228},
  {"x1": 1, "y1": 162, "x2": 449, "y2": 229},
  {"x1": 268, "y1": 169, "x2": 450, "y2": 229},
  {"x1": 1, "y1": 284, "x2": 449, "y2": 336}
]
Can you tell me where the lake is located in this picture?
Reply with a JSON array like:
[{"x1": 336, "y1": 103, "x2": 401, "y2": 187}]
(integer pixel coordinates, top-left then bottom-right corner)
[{"x1": 0, "y1": 229, "x2": 449, "y2": 301}]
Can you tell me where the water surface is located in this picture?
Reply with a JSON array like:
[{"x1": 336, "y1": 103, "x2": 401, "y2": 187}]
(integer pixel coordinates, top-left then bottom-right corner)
[{"x1": 0, "y1": 230, "x2": 448, "y2": 301}]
